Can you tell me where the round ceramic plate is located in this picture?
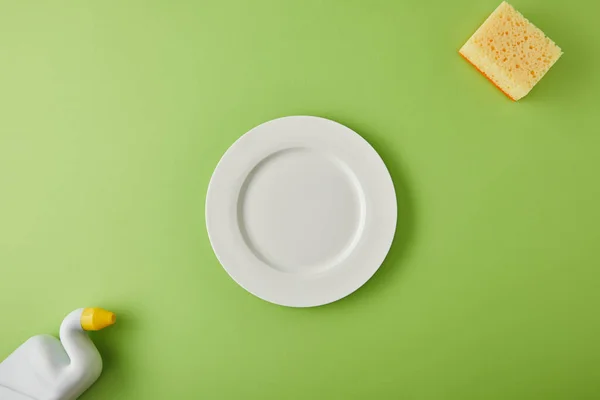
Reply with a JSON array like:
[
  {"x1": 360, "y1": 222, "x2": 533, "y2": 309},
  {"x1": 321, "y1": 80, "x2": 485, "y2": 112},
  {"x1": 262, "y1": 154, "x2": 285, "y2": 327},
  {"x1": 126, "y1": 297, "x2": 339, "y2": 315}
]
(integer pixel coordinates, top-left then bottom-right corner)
[{"x1": 206, "y1": 116, "x2": 397, "y2": 307}]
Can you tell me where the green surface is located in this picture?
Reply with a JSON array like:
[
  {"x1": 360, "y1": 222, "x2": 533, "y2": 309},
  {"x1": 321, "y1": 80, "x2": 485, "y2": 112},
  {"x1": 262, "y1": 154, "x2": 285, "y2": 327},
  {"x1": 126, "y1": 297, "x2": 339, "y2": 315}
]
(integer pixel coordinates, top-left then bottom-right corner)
[{"x1": 1, "y1": 0, "x2": 599, "y2": 399}]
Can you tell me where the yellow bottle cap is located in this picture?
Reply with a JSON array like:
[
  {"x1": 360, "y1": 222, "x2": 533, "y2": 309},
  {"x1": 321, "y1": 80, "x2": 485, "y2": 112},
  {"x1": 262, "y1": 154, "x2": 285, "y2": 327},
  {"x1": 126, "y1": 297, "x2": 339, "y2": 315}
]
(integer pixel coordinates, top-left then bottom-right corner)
[{"x1": 80, "y1": 308, "x2": 117, "y2": 331}]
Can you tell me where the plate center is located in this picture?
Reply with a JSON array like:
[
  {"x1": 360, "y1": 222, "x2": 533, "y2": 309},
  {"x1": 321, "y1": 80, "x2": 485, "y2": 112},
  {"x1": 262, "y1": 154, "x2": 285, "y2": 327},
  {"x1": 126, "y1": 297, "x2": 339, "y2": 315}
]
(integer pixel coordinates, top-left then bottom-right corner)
[{"x1": 238, "y1": 148, "x2": 364, "y2": 274}]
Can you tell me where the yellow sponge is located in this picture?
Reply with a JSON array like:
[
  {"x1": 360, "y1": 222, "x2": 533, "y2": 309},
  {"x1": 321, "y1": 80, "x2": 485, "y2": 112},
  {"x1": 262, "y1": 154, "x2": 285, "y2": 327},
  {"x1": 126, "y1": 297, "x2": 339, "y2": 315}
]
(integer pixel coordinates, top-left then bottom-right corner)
[{"x1": 459, "y1": 2, "x2": 562, "y2": 100}]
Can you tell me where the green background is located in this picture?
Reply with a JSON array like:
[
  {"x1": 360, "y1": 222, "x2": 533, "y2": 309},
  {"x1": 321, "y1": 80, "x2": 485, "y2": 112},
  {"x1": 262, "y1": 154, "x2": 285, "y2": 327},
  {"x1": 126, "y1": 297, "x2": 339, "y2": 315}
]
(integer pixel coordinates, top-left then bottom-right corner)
[{"x1": 1, "y1": 0, "x2": 599, "y2": 398}]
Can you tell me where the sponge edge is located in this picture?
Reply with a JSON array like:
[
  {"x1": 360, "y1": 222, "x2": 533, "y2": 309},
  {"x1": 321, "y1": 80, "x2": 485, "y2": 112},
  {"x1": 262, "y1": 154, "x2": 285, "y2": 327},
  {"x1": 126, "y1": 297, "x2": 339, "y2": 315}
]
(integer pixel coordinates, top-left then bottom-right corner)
[{"x1": 460, "y1": 2, "x2": 563, "y2": 100}]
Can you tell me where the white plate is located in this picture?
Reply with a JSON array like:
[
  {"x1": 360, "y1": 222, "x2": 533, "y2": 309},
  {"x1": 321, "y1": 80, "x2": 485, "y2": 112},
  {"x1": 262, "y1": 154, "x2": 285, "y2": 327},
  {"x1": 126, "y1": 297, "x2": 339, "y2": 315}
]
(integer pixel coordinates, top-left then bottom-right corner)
[{"x1": 206, "y1": 116, "x2": 397, "y2": 307}]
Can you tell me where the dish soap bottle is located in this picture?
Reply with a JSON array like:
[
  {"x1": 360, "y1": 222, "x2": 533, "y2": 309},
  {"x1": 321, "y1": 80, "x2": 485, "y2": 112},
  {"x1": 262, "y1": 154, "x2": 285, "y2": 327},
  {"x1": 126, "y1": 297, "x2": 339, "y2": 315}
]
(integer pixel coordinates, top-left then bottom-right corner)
[{"x1": 0, "y1": 308, "x2": 116, "y2": 400}]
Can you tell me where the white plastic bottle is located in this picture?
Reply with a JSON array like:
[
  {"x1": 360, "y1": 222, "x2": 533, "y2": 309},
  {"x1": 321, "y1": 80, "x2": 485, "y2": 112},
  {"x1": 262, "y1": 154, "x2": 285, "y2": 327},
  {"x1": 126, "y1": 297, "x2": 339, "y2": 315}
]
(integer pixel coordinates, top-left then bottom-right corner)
[{"x1": 0, "y1": 308, "x2": 116, "y2": 400}]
